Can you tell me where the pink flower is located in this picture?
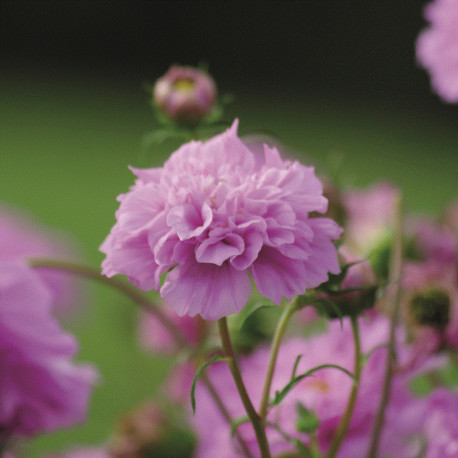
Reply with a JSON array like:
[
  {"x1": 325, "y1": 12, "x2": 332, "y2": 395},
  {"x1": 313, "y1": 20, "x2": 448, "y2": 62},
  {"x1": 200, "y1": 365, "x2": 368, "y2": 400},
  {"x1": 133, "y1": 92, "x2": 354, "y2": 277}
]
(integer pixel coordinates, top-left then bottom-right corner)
[
  {"x1": 153, "y1": 66, "x2": 217, "y2": 125},
  {"x1": 0, "y1": 260, "x2": 97, "y2": 440},
  {"x1": 422, "y1": 389, "x2": 458, "y2": 457},
  {"x1": 0, "y1": 204, "x2": 82, "y2": 316},
  {"x1": 342, "y1": 183, "x2": 398, "y2": 257},
  {"x1": 402, "y1": 216, "x2": 458, "y2": 352},
  {"x1": 101, "y1": 121, "x2": 342, "y2": 320},
  {"x1": 416, "y1": 0, "x2": 458, "y2": 103},
  {"x1": 138, "y1": 306, "x2": 202, "y2": 354},
  {"x1": 191, "y1": 315, "x2": 428, "y2": 457}
]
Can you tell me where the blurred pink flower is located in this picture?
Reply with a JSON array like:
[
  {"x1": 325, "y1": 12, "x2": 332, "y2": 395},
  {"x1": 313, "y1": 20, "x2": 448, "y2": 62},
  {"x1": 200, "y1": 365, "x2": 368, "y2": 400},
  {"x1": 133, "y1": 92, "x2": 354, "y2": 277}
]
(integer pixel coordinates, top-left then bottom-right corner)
[
  {"x1": 422, "y1": 388, "x2": 458, "y2": 457},
  {"x1": 101, "y1": 121, "x2": 342, "y2": 320},
  {"x1": 138, "y1": 306, "x2": 202, "y2": 354},
  {"x1": 416, "y1": 0, "x2": 458, "y2": 103},
  {"x1": 0, "y1": 204, "x2": 82, "y2": 316},
  {"x1": 403, "y1": 216, "x2": 458, "y2": 352},
  {"x1": 342, "y1": 183, "x2": 398, "y2": 257},
  {"x1": 0, "y1": 261, "x2": 97, "y2": 440},
  {"x1": 154, "y1": 66, "x2": 217, "y2": 124},
  {"x1": 191, "y1": 315, "x2": 428, "y2": 457}
]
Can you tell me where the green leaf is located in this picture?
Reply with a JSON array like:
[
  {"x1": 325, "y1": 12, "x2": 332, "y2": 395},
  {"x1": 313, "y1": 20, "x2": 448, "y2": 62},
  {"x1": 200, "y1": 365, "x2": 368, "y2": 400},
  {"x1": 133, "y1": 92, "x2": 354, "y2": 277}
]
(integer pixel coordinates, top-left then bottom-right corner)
[
  {"x1": 230, "y1": 415, "x2": 250, "y2": 437},
  {"x1": 233, "y1": 301, "x2": 277, "y2": 331},
  {"x1": 271, "y1": 364, "x2": 355, "y2": 406},
  {"x1": 295, "y1": 402, "x2": 320, "y2": 433},
  {"x1": 291, "y1": 354, "x2": 303, "y2": 380},
  {"x1": 191, "y1": 355, "x2": 227, "y2": 414}
]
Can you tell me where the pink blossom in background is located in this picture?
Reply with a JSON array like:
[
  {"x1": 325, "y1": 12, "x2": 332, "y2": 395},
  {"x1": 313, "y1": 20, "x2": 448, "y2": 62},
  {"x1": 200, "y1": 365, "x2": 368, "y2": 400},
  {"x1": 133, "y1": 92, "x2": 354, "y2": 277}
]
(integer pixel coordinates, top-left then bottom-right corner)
[
  {"x1": 0, "y1": 204, "x2": 82, "y2": 316},
  {"x1": 416, "y1": 0, "x2": 458, "y2": 103},
  {"x1": 138, "y1": 305, "x2": 201, "y2": 354},
  {"x1": 403, "y1": 216, "x2": 458, "y2": 352},
  {"x1": 191, "y1": 315, "x2": 429, "y2": 457},
  {"x1": 342, "y1": 183, "x2": 398, "y2": 257},
  {"x1": 422, "y1": 389, "x2": 458, "y2": 457},
  {"x1": 101, "y1": 120, "x2": 342, "y2": 320},
  {"x1": 0, "y1": 260, "x2": 97, "y2": 440}
]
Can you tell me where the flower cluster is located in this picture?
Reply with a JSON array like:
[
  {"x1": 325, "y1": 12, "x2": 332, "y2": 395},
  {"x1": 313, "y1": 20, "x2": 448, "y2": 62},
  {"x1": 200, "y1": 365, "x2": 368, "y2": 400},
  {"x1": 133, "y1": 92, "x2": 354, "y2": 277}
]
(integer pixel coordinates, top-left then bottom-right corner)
[{"x1": 101, "y1": 120, "x2": 342, "y2": 320}]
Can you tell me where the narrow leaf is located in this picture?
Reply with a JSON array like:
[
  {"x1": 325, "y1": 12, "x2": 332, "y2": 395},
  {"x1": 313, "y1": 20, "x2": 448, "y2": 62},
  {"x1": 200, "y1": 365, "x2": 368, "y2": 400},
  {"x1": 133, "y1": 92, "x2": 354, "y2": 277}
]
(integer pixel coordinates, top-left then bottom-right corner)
[
  {"x1": 271, "y1": 364, "x2": 355, "y2": 406},
  {"x1": 291, "y1": 354, "x2": 303, "y2": 380},
  {"x1": 191, "y1": 355, "x2": 227, "y2": 414}
]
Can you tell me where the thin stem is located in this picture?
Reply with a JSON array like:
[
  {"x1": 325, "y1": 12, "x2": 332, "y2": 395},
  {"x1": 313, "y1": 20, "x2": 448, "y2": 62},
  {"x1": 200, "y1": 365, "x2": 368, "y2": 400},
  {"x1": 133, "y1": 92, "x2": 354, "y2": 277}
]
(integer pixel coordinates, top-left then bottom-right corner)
[
  {"x1": 366, "y1": 196, "x2": 403, "y2": 458},
  {"x1": 28, "y1": 258, "x2": 186, "y2": 347},
  {"x1": 200, "y1": 373, "x2": 254, "y2": 458},
  {"x1": 28, "y1": 258, "x2": 254, "y2": 455},
  {"x1": 259, "y1": 298, "x2": 298, "y2": 421},
  {"x1": 325, "y1": 315, "x2": 361, "y2": 458},
  {"x1": 218, "y1": 318, "x2": 272, "y2": 458}
]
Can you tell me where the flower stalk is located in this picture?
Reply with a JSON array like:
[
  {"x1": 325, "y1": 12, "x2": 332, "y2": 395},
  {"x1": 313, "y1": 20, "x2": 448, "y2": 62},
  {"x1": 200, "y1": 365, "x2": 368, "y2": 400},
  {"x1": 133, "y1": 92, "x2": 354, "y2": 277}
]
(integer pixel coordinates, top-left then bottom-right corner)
[
  {"x1": 366, "y1": 195, "x2": 403, "y2": 458},
  {"x1": 218, "y1": 317, "x2": 272, "y2": 458},
  {"x1": 325, "y1": 315, "x2": 361, "y2": 458},
  {"x1": 259, "y1": 298, "x2": 298, "y2": 421}
]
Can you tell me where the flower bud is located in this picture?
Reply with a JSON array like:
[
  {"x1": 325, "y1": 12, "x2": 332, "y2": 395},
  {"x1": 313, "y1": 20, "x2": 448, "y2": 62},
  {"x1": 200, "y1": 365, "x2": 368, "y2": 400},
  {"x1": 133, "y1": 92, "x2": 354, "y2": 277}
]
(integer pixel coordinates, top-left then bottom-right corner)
[
  {"x1": 153, "y1": 66, "x2": 217, "y2": 125},
  {"x1": 409, "y1": 288, "x2": 450, "y2": 330},
  {"x1": 109, "y1": 401, "x2": 195, "y2": 458}
]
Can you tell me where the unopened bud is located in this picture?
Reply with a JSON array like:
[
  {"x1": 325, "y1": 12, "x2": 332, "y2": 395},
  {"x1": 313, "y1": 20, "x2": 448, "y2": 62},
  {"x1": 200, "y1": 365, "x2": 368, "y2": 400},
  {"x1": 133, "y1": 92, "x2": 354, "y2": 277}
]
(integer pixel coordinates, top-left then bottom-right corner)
[
  {"x1": 153, "y1": 66, "x2": 217, "y2": 126},
  {"x1": 409, "y1": 288, "x2": 450, "y2": 329}
]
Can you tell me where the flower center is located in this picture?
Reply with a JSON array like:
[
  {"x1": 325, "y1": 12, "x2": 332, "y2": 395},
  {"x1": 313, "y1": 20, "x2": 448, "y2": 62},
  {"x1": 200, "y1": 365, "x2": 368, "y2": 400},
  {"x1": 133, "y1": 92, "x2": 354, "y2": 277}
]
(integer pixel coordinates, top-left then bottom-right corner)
[{"x1": 173, "y1": 78, "x2": 196, "y2": 92}]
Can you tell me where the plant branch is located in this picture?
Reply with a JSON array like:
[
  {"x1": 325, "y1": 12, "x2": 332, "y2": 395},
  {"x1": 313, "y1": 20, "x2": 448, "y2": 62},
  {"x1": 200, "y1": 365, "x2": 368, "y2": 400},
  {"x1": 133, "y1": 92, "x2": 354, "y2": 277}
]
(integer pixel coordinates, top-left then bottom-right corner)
[
  {"x1": 325, "y1": 315, "x2": 361, "y2": 458},
  {"x1": 366, "y1": 196, "x2": 403, "y2": 458},
  {"x1": 259, "y1": 298, "x2": 298, "y2": 421},
  {"x1": 28, "y1": 258, "x2": 187, "y2": 347}
]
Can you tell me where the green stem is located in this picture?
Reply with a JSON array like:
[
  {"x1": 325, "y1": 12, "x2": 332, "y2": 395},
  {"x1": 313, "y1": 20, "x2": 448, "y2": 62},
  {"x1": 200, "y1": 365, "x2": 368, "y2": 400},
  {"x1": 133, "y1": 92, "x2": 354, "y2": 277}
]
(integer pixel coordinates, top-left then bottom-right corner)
[
  {"x1": 325, "y1": 315, "x2": 361, "y2": 458},
  {"x1": 200, "y1": 372, "x2": 254, "y2": 458},
  {"x1": 366, "y1": 196, "x2": 403, "y2": 458},
  {"x1": 259, "y1": 298, "x2": 298, "y2": 421},
  {"x1": 28, "y1": 258, "x2": 187, "y2": 347},
  {"x1": 218, "y1": 318, "x2": 272, "y2": 458}
]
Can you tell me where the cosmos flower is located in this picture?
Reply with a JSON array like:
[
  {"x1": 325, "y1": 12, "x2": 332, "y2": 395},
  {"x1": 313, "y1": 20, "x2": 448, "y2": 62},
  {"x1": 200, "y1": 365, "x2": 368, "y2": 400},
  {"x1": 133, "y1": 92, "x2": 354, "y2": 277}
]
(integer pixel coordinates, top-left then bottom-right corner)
[
  {"x1": 416, "y1": 0, "x2": 458, "y2": 103},
  {"x1": 138, "y1": 304, "x2": 202, "y2": 355},
  {"x1": 0, "y1": 260, "x2": 97, "y2": 440},
  {"x1": 101, "y1": 121, "x2": 342, "y2": 321}
]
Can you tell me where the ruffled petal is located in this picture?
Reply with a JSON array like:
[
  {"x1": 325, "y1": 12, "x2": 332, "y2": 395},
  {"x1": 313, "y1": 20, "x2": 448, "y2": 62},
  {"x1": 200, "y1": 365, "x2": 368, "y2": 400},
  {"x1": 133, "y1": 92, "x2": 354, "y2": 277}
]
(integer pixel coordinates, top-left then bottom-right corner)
[{"x1": 161, "y1": 260, "x2": 252, "y2": 321}]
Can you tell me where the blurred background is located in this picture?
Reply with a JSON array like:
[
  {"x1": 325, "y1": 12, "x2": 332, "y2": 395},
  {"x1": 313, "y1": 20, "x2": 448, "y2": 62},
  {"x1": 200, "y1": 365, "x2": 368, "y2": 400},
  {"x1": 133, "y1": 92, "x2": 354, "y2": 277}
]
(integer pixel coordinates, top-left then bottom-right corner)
[{"x1": 1, "y1": 1, "x2": 457, "y2": 454}]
